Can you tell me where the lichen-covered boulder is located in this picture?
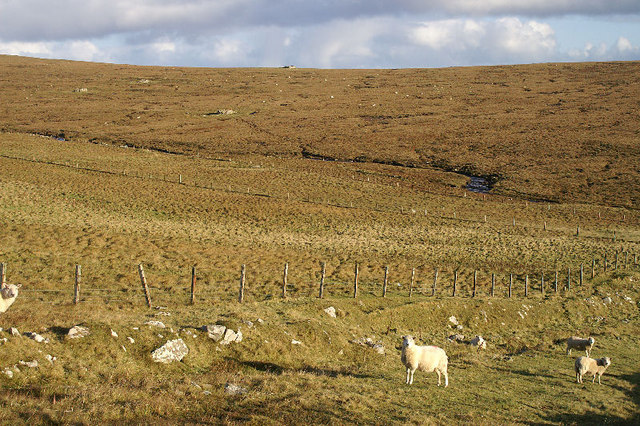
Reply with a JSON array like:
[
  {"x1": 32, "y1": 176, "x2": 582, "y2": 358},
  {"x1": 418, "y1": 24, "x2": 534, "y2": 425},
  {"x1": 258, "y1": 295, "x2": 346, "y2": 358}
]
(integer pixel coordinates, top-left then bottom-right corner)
[{"x1": 151, "y1": 339, "x2": 189, "y2": 363}]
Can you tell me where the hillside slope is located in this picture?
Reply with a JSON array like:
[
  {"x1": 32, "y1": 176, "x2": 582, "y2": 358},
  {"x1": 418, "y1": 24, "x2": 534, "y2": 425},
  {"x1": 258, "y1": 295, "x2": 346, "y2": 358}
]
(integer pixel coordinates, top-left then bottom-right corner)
[{"x1": 1, "y1": 55, "x2": 639, "y2": 207}]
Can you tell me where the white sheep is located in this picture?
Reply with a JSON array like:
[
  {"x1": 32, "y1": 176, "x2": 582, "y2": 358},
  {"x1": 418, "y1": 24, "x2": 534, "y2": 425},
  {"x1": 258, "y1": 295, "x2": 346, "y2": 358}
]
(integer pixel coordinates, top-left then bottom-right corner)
[
  {"x1": 575, "y1": 356, "x2": 611, "y2": 384},
  {"x1": 0, "y1": 284, "x2": 20, "y2": 313},
  {"x1": 401, "y1": 335, "x2": 448, "y2": 387},
  {"x1": 566, "y1": 336, "x2": 595, "y2": 357}
]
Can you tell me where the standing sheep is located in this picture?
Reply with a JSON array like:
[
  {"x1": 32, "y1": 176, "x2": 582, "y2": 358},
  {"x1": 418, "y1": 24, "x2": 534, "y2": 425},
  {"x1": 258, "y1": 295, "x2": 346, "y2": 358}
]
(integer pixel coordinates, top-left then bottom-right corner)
[
  {"x1": 0, "y1": 284, "x2": 20, "y2": 313},
  {"x1": 575, "y1": 356, "x2": 611, "y2": 384},
  {"x1": 566, "y1": 336, "x2": 595, "y2": 357},
  {"x1": 401, "y1": 335, "x2": 448, "y2": 387}
]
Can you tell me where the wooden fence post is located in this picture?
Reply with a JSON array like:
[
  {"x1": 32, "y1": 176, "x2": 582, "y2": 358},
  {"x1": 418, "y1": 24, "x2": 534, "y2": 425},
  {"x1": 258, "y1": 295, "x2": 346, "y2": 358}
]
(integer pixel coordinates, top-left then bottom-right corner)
[
  {"x1": 74, "y1": 264, "x2": 81, "y2": 305},
  {"x1": 432, "y1": 268, "x2": 438, "y2": 296},
  {"x1": 579, "y1": 263, "x2": 583, "y2": 286},
  {"x1": 319, "y1": 262, "x2": 325, "y2": 299},
  {"x1": 554, "y1": 271, "x2": 558, "y2": 293},
  {"x1": 382, "y1": 266, "x2": 389, "y2": 298},
  {"x1": 239, "y1": 264, "x2": 246, "y2": 303},
  {"x1": 541, "y1": 272, "x2": 544, "y2": 295},
  {"x1": 591, "y1": 259, "x2": 595, "y2": 279},
  {"x1": 283, "y1": 263, "x2": 289, "y2": 299},
  {"x1": 409, "y1": 268, "x2": 415, "y2": 298},
  {"x1": 0, "y1": 262, "x2": 6, "y2": 287},
  {"x1": 524, "y1": 274, "x2": 528, "y2": 297},
  {"x1": 353, "y1": 263, "x2": 359, "y2": 299},
  {"x1": 190, "y1": 266, "x2": 196, "y2": 305},
  {"x1": 453, "y1": 270, "x2": 458, "y2": 297},
  {"x1": 508, "y1": 274, "x2": 512, "y2": 298},
  {"x1": 576, "y1": 225, "x2": 580, "y2": 237},
  {"x1": 138, "y1": 264, "x2": 152, "y2": 308},
  {"x1": 472, "y1": 270, "x2": 477, "y2": 298},
  {"x1": 491, "y1": 273, "x2": 495, "y2": 297}
]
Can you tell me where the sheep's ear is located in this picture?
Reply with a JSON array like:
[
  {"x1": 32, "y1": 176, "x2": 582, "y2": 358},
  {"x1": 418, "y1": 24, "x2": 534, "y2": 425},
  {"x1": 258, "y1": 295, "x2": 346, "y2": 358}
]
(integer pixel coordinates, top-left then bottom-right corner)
[{"x1": 16, "y1": 284, "x2": 22, "y2": 288}]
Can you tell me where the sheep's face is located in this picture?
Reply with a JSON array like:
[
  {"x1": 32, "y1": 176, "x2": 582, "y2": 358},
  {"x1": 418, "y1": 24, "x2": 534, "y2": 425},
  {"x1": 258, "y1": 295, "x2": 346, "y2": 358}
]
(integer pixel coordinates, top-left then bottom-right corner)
[
  {"x1": 588, "y1": 337, "x2": 595, "y2": 345},
  {"x1": 601, "y1": 357, "x2": 611, "y2": 367},
  {"x1": 1, "y1": 284, "x2": 19, "y2": 300},
  {"x1": 402, "y1": 335, "x2": 415, "y2": 348}
]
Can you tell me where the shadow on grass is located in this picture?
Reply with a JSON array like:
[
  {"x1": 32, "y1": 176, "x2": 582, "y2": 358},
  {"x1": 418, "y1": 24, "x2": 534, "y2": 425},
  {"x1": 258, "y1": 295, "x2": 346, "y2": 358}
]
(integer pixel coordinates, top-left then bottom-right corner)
[
  {"x1": 542, "y1": 371, "x2": 640, "y2": 425},
  {"x1": 239, "y1": 360, "x2": 378, "y2": 379},
  {"x1": 493, "y1": 366, "x2": 556, "y2": 380}
]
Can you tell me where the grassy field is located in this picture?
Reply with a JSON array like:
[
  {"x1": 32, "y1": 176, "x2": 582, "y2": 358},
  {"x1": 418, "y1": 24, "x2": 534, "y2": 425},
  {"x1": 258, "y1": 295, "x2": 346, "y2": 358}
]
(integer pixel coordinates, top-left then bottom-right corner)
[{"x1": 0, "y1": 56, "x2": 639, "y2": 424}]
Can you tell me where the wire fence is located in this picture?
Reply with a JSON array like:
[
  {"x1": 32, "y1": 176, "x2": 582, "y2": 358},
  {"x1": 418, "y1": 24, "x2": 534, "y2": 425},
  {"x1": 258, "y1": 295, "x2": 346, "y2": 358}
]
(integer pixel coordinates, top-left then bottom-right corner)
[{"x1": 2, "y1": 254, "x2": 638, "y2": 308}]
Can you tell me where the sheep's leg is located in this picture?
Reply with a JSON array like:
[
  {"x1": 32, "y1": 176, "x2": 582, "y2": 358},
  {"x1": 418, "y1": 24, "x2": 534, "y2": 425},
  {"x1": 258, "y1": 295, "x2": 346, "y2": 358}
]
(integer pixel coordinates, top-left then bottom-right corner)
[
  {"x1": 576, "y1": 372, "x2": 580, "y2": 383},
  {"x1": 597, "y1": 374, "x2": 601, "y2": 385},
  {"x1": 436, "y1": 370, "x2": 441, "y2": 386},
  {"x1": 443, "y1": 371, "x2": 449, "y2": 387},
  {"x1": 405, "y1": 368, "x2": 410, "y2": 385},
  {"x1": 409, "y1": 369, "x2": 415, "y2": 385},
  {"x1": 566, "y1": 348, "x2": 571, "y2": 356}
]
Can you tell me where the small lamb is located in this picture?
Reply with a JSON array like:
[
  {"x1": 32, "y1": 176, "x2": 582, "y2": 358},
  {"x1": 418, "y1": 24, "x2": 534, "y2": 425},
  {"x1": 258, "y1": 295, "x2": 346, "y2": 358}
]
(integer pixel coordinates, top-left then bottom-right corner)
[
  {"x1": 566, "y1": 336, "x2": 595, "y2": 357},
  {"x1": 575, "y1": 356, "x2": 611, "y2": 384},
  {"x1": 401, "y1": 335, "x2": 448, "y2": 387},
  {"x1": 0, "y1": 284, "x2": 20, "y2": 313}
]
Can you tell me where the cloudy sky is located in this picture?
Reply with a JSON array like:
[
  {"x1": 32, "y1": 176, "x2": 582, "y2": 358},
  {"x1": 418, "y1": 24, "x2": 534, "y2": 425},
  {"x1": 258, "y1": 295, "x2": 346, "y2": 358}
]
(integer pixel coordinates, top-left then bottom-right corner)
[{"x1": 1, "y1": 0, "x2": 639, "y2": 68}]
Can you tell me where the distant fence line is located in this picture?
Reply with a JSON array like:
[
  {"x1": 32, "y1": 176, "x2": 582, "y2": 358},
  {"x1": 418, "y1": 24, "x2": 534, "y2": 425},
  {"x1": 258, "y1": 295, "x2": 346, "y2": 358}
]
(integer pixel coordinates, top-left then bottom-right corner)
[
  {"x1": 1, "y1": 253, "x2": 638, "y2": 308},
  {"x1": 0, "y1": 152, "x2": 634, "y2": 242}
]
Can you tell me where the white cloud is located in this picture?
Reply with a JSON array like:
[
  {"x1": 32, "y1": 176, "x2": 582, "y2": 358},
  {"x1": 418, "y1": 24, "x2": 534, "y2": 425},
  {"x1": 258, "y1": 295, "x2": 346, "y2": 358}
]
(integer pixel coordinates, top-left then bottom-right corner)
[
  {"x1": 568, "y1": 36, "x2": 639, "y2": 61},
  {"x1": 0, "y1": 41, "x2": 51, "y2": 56}
]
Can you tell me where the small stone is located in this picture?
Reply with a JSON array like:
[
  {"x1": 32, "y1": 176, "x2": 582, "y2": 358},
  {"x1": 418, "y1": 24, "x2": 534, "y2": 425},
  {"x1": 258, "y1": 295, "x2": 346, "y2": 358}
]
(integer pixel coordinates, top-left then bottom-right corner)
[
  {"x1": 10, "y1": 327, "x2": 20, "y2": 337},
  {"x1": 66, "y1": 326, "x2": 90, "y2": 339},
  {"x1": 456, "y1": 324, "x2": 464, "y2": 330},
  {"x1": 220, "y1": 329, "x2": 238, "y2": 345},
  {"x1": 111, "y1": 329, "x2": 118, "y2": 338},
  {"x1": 203, "y1": 324, "x2": 226, "y2": 342},
  {"x1": 203, "y1": 390, "x2": 212, "y2": 396},
  {"x1": 257, "y1": 318, "x2": 264, "y2": 324},
  {"x1": 19, "y1": 360, "x2": 38, "y2": 368},
  {"x1": 3, "y1": 369, "x2": 13, "y2": 378},
  {"x1": 0, "y1": 338, "x2": 7, "y2": 344},
  {"x1": 324, "y1": 307, "x2": 337, "y2": 318},
  {"x1": 127, "y1": 337, "x2": 135, "y2": 344},
  {"x1": 25, "y1": 332, "x2": 48, "y2": 343},
  {"x1": 151, "y1": 339, "x2": 189, "y2": 363},
  {"x1": 448, "y1": 334, "x2": 465, "y2": 343},
  {"x1": 121, "y1": 345, "x2": 127, "y2": 352},
  {"x1": 146, "y1": 320, "x2": 166, "y2": 329},
  {"x1": 224, "y1": 383, "x2": 247, "y2": 395},
  {"x1": 470, "y1": 336, "x2": 487, "y2": 349},
  {"x1": 372, "y1": 344, "x2": 385, "y2": 355},
  {"x1": 291, "y1": 339, "x2": 302, "y2": 345},
  {"x1": 449, "y1": 316, "x2": 459, "y2": 326},
  {"x1": 45, "y1": 354, "x2": 56, "y2": 364},
  {"x1": 602, "y1": 297, "x2": 613, "y2": 305}
]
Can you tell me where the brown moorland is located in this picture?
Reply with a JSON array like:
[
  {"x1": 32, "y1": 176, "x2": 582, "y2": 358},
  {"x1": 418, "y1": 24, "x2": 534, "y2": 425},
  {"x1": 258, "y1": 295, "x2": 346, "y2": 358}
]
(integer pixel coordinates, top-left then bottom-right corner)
[{"x1": 1, "y1": 55, "x2": 639, "y2": 207}]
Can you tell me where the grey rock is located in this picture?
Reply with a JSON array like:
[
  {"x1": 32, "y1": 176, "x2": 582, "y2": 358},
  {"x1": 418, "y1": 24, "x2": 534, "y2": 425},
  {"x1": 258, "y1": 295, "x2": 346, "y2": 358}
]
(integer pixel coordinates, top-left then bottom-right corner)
[
  {"x1": 324, "y1": 306, "x2": 337, "y2": 318},
  {"x1": 19, "y1": 360, "x2": 38, "y2": 368},
  {"x1": 151, "y1": 339, "x2": 189, "y2": 363},
  {"x1": 2, "y1": 368, "x2": 13, "y2": 378},
  {"x1": 220, "y1": 329, "x2": 238, "y2": 345},
  {"x1": 66, "y1": 325, "x2": 90, "y2": 339},
  {"x1": 25, "y1": 332, "x2": 49, "y2": 343},
  {"x1": 448, "y1": 334, "x2": 465, "y2": 343},
  {"x1": 470, "y1": 335, "x2": 487, "y2": 349},
  {"x1": 145, "y1": 320, "x2": 166, "y2": 329},
  {"x1": 203, "y1": 324, "x2": 227, "y2": 342},
  {"x1": 224, "y1": 383, "x2": 247, "y2": 395},
  {"x1": 448, "y1": 316, "x2": 459, "y2": 326},
  {"x1": 602, "y1": 296, "x2": 613, "y2": 304},
  {"x1": 10, "y1": 327, "x2": 20, "y2": 337}
]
